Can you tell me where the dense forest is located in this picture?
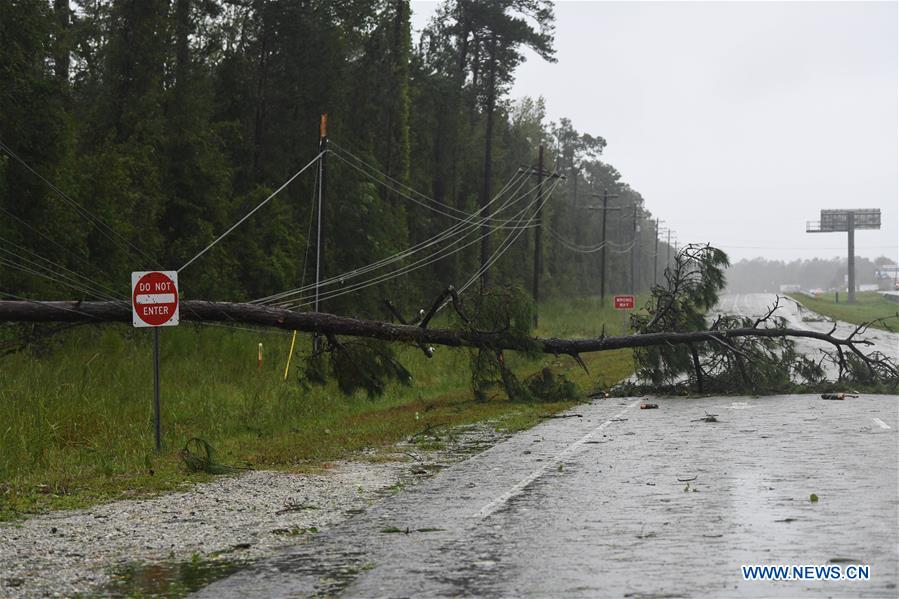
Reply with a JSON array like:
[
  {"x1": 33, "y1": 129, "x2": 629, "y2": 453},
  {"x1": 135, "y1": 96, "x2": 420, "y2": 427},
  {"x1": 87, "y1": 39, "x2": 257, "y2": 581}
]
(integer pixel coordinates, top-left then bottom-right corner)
[{"x1": 0, "y1": 0, "x2": 672, "y2": 319}]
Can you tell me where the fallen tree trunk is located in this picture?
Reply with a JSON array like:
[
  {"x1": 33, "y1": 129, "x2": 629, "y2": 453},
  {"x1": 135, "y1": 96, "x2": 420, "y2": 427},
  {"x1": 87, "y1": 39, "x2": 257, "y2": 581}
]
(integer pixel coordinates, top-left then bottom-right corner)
[{"x1": 0, "y1": 299, "x2": 881, "y2": 357}]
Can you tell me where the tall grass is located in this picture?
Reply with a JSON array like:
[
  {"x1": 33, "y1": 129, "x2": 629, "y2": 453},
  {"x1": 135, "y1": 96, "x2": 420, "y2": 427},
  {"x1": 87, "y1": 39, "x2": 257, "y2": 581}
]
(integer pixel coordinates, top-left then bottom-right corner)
[
  {"x1": 0, "y1": 298, "x2": 636, "y2": 519},
  {"x1": 790, "y1": 292, "x2": 898, "y2": 332}
]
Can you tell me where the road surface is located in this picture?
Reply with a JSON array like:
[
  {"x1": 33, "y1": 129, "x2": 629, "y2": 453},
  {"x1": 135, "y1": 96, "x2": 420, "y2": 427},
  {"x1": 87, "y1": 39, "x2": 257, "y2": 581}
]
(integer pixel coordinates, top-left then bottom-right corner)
[
  {"x1": 194, "y1": 294, "x2": 898, "y2": 598},
  {"x1": 196, "y1": 393, "x2": 897, "y2": 598},
  {"x1": 715, "y1": 293, "x2": 898, "y2": 366}
]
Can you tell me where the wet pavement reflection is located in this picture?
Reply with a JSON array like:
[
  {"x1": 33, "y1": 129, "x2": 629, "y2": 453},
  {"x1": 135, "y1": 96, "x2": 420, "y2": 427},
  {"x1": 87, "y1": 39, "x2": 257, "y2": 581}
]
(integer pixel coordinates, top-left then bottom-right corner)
[{"x1": 195, "y1": 393, "x2": 898, "y2": 598}]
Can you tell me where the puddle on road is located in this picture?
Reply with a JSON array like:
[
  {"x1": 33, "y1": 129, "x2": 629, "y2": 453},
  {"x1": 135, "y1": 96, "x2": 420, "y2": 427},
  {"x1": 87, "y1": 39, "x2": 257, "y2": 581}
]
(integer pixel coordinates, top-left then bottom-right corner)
[{"x1": 104, "y1": 556, "x2": 247, "y2": 598}]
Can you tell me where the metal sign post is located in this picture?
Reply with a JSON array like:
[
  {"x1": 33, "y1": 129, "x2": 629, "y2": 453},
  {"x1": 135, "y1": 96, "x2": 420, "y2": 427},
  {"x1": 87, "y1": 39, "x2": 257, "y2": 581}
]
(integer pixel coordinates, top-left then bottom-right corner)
[
  {"x1": 806, "y1": 209, "x2": 881, "y2": 304},
  {"x1": 614, "y1": 294, "x2": 636, "y2": 333},
  {"x1": 153, "y1": 328, "x2": 161, "y2": 451},
  {"x1": 132, "y1": 270, "x2": 180, "y2": 452}
]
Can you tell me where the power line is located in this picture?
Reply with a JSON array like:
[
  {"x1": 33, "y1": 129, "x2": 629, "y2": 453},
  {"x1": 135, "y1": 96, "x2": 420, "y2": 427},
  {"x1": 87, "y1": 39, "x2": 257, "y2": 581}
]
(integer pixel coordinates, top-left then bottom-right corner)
[
  {"x1": 252, "y1": 168, "x2": 536, "y2": 306},
  {"x1": 331, "y1": 142, "x2": 540, "y2": 226},
  {"x1": 0, "y1": 139, "x2": 159, "y2": 267},
  {"x1": 274, "y1": 177, "x2": 560, "y2": 311},
  {"x1": 178, "y1": 151, "x2": 324, "y2": 273}
]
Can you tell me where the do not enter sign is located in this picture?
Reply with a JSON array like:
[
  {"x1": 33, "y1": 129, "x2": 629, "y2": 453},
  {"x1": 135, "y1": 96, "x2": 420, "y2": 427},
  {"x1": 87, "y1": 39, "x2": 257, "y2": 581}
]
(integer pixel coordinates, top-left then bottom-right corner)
[{"x1": 132, "y1": 271, "x2": 179, "y2": 327}]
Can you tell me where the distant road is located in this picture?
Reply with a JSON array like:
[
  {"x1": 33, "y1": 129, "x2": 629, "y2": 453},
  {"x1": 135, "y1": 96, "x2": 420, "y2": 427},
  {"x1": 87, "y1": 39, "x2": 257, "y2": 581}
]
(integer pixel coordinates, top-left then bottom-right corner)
[{"x1": 717, "y1": 293, "x2": 898, "y2": 367}]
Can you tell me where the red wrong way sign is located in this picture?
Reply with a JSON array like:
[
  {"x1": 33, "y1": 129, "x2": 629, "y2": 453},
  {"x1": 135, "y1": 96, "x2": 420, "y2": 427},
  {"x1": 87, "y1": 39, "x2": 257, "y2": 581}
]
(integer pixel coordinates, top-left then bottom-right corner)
[
  {"x1": 613, "y1": 295, "x2": 635, "y2": 310},
  {"x1": 132, "y1": 271, "x2": 179, "y2": 327}
]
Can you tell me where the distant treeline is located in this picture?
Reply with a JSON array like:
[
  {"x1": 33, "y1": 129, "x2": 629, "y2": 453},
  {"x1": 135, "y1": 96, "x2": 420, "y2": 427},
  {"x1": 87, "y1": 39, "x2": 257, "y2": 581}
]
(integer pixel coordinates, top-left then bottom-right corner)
[
  {"x1": 0, "y1": 1, "x2": 671, "y2": 317},
  {"x1": 725, "y1": 256, "x2": 893, "y2": 293}
]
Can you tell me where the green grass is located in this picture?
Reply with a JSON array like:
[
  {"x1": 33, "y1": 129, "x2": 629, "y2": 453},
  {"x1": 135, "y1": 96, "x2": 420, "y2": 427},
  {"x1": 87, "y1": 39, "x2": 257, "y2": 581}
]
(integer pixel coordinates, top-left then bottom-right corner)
[
  {"x1": 0, "y1": 298, "x2": 637, "y2": 520},
  {"x1": 789, "y1": 292, "x2": 899, "y2": 332}
]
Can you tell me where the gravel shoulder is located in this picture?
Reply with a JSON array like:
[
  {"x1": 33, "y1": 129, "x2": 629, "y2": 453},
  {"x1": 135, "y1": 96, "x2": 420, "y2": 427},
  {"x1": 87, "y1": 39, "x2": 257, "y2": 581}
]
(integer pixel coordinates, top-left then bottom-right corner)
[{"x1": 0, "y1": 423, "x2": 508, "y2": 597}]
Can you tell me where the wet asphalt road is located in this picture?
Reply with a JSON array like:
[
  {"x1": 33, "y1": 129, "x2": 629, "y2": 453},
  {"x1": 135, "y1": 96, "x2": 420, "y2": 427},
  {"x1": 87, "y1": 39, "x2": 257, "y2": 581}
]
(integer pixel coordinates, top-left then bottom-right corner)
[
  {"x1": 715, "y1": 293, "x2": 898, "y2": 367},
  {"x1": 196, "y1": 294, "x2": 898, "y2": 598},
  {"x1": 197, "y1": 394, "x2": 898, "y2": 598}
]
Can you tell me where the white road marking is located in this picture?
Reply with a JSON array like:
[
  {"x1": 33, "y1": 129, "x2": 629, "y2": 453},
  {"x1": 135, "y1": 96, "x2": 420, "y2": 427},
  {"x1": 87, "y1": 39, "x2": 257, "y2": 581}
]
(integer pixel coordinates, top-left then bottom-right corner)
[
  {"x1": 872, "y1": 417, "x2": 891, "y2": 430},
  {"x1": 136, "y1": 293, "x2": 176, "y2": 305},
  {"x1": 728, "y1": 401, "x2": 755, "y2": 410},
  {"x1": 473, "y1": 400, "x2": 640, "y2": 519}
]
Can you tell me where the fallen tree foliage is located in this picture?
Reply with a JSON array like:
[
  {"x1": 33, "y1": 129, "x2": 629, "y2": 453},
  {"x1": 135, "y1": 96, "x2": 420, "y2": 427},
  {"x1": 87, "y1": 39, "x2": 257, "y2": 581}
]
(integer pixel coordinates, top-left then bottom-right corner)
[
  {"x1": 0, "y1": 297, "x2": 894, "y2": 378},
  {"x1": 1, "y1": 245, "x2": 896, "y2": 397}
]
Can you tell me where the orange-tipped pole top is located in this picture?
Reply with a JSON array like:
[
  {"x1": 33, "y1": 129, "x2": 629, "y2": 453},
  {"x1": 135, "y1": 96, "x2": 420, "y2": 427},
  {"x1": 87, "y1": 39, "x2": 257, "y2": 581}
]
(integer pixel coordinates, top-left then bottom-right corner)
[{"x1": 320, "y1": 113, "x2": 328, "y2": 139}]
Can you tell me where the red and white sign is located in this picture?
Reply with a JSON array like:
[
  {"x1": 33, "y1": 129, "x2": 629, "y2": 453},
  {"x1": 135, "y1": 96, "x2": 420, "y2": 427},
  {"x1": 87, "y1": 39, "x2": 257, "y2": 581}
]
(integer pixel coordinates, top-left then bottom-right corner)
[
  {"x1": 613, "y1": 295, "x2": 635, "y2": 310},
  {"x1": 132, "y1": 271, "x2": 179, "y2": 328}
]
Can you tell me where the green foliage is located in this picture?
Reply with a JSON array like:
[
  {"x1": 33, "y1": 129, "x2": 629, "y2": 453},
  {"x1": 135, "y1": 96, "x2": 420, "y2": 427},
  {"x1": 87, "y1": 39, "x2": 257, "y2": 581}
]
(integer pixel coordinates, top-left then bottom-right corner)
[
  {"x1": 460, "y1": 285, "x2": 541, "y2": 401},
  {"x1": 526, "y1": 367, "x2": 578, "y2": 402},
  {"x1": 304, "y1": 338, "x2": 413, "y2": 399},
  {"x1": 632, "y1": 244, "x2": 730, "y2": 387},
  {"x1": 0, "y1": 0, "x2": 672, "y2": 314},
  {"x1": 0, "y1": 310, "x2": 635, "y2": 520},
  {"x1": 789, "y1": 292, "x2": 898, "y2": 333},
  {"x1": 623, "y1": 244, "x2": 897, "y2": 395},
  {"x1": 179, "y1": 437, "x2": 240, "y2": 475}
]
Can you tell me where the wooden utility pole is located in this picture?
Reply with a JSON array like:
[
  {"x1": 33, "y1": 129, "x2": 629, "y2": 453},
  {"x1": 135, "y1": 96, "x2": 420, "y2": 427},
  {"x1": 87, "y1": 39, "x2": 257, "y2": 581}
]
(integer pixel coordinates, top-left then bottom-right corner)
[
  {"x1": 480, "y1": 34, "x2": 499, "y2": 291},
  {"x1": 596, "y1": 189, "x2": 620, "y2": 300},
  {"x1": 314, "y1": 113, "x2": 328, "y2": 349},
  {"x1": 667, "y1": 229, "x2": 672, "y2": 268},
  {"x1": 532, "y1": 145, "x2": 544, "y2": 325},
  {"x1": 631, "y1": 204, "x2": 639, "y2": 294},
  {"x1": 653, "y1": 219, "x2": 660, "y2": 286}
]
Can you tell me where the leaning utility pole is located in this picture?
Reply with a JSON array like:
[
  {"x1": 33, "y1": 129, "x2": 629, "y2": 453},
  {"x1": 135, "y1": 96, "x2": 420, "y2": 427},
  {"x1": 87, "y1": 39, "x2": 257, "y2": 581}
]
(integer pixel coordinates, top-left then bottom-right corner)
[{"x1": 806, "y1": 209, "x2": 881, "y2": 304}]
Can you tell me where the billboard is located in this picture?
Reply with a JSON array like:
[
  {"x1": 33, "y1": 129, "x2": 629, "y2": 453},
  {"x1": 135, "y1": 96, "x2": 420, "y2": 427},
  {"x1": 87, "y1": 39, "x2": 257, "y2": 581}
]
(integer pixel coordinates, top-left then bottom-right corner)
[{"x1": 816, "y1": 209, "x2": 881, "y2": 232}]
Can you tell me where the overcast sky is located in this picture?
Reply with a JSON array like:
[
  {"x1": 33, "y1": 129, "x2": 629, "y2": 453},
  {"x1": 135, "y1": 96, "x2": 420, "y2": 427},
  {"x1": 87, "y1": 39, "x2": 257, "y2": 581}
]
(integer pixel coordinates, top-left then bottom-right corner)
[{"x1": 410, "y1": 1, "x2": 898, "y2": 264}]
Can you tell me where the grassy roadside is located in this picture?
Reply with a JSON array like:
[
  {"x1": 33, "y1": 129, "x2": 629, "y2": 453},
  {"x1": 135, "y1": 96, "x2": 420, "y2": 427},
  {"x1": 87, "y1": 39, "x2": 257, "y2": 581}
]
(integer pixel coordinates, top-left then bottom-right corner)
[
  {"x1": 789, "y1": 292, "x2": 899, "y2": 332},
  {"x1": 0, "y1": 297, "x2": 639, "y2": 520}
]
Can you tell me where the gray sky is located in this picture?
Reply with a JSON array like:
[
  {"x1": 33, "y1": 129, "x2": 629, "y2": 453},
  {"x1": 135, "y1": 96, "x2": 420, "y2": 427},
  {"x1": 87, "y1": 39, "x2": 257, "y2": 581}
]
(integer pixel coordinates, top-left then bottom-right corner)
[{"x1": 410, "y1": 1, "x2": 898, "y2": 264}]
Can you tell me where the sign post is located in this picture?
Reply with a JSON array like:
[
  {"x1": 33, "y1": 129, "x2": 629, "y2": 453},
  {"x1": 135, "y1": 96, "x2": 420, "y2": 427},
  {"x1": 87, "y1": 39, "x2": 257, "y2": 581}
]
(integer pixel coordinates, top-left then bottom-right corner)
[
  {"x1": 132, "y1": 271, "x2": 179, "y2": 452},
  {"x1": 613, "y1": 294, "x2": 636, "y2": 332}
]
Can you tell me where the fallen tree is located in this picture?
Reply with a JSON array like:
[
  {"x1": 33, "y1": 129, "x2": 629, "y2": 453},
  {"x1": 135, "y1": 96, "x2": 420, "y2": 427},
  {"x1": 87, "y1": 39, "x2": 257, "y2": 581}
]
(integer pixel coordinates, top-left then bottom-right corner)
[
  {"x1": 2, "y1": 245, "x2": 896, "y2": 397},
  {"x1": 0, "y1": 297, "x2": 891, "y2": 361}
]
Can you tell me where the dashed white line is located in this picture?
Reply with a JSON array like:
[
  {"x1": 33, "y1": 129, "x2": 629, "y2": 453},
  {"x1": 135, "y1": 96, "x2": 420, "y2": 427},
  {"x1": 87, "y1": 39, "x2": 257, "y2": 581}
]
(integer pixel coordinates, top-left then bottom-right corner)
[
  {"x1": 872, "y1": 417, "x2": 891, "y2": 430},
  {"x1": 473, "y1": 400, "x2": 641, "y2": 519}
]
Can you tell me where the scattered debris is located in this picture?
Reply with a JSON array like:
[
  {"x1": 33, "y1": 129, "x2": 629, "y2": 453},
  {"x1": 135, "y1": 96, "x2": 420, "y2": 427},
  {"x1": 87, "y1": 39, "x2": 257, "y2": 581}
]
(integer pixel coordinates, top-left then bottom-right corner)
[
  {"x1": 640, "y1": 402, "x2": 659, "y2": 410},
  {"x1": 180, "y1": 438, "x2": 244, "y2": 475},
  {"x1": 379, "y1": 526, "x2": 444, "y2": 534},
  {"x1": 775, "y1": 518, "x2": 798, "y2": 523},
  {"x1": 380, "y1": 526, "x2": 408, "y2": 534},
  {"x1": 809, "y1": 493, "x2": 819, "y2": 502},
  {"x1": 540, "y1": 413, "x2": 583, "y2": 419},
  {"x1": 692, "y1": 413, "x2": 719, "y2": 423},
  {"x1": 821, "y1": 393, "x2": 859, "y2": 400},
  {"x1": 274, "y1": 500, "x2": 319, "y2": 515}
]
